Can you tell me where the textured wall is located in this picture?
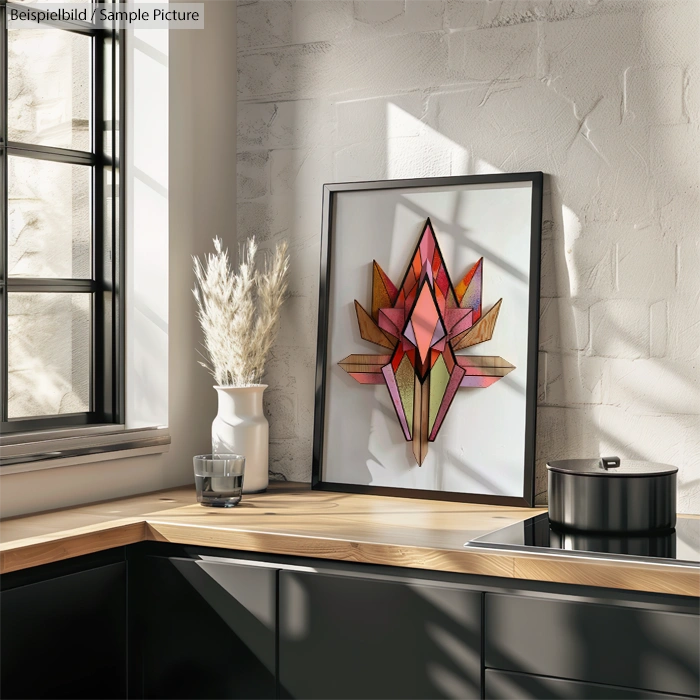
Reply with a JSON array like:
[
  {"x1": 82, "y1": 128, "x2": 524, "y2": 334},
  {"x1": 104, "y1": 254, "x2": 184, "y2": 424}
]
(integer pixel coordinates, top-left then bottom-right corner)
[{"x1": 236, "y1": 0, "x2": 700, "y2": 512}]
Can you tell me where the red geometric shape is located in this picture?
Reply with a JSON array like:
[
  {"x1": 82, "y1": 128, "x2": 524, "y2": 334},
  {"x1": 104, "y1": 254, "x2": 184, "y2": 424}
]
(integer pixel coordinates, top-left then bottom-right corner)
[
  {"x1": 391, "y1": 344, "x2": 404, "y2": 372},
  {"x1": 436, "y1": 266, "x2": 449, "y2": 296},
  {"x1": 403, "y1": 267, "x2": 417, "y2": 297},
  {"x1": 349, "y1": 372, "x2": 386, "y2": 384},
  {"x1": 444, "y1": 307, "x2": 472, "y2": 335},
  {"x1": 404, "y1": 283, "x2": 418, "y2": 314},
  {"x1": 378, "y1": 307, "x2": 405, "y2": 338},
  {"x1": 434, "y1": 284, "x2": 446, "y2": 315},
  {"x1": 432, "y1": 248, "x2": 441, "y2": 275},
  {"x1": 412, "y1": 253, "x2": 421, "y2": 279},
  {"x1": 456, "y1": 257, "x2": 482, "y2": 321}
]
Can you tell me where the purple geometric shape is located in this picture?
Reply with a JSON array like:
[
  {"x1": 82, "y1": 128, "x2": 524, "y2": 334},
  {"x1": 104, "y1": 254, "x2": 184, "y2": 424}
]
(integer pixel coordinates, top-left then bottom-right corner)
[
  {"x1": 418, "y1": 259, "x2": 433, "y2": 288},
  {"x1": 382, "y1": 363, "x2": 411, "y2": 439},
  {"x1": 419, "y1": 225, "x2": 435, "y2": 263},
  {"x1": 404, "y1": 320, "x2": 417, "y2": 347},
  {"x1": 459, "y1": 376, "x2": 500, "y2": 388},
  {"x1": 430, "y1": 321, "x2": 445, "y2": 346}
]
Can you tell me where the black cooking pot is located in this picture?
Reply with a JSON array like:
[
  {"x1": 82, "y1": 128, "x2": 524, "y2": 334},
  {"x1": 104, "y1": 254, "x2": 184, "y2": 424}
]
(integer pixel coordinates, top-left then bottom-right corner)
[{"x1": 547, "y1": 456, "x2": 677, "y2": 534}]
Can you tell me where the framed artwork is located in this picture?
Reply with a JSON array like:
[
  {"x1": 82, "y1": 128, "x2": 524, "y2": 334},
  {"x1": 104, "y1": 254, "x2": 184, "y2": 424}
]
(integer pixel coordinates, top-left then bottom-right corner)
[{"x1": 312, "y1": 173, "x2": 543, "y2": 506}]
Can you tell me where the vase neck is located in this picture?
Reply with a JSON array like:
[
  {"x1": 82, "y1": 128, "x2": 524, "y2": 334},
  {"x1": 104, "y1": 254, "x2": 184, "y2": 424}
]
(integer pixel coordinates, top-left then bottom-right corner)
[{"x1": 215, "y1": 386, "x2": 266, "y2": 418}]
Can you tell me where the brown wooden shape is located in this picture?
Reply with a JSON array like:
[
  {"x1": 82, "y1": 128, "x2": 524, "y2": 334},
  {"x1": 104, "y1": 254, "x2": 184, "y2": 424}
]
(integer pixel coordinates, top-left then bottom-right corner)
[
  {"x1": 452, "y1": 298, "x2": 502, "y2": 350},
  {"x1": 338, "y1": 354, "x2": 392, "y2": 374},
  {"x1": 355, "y1": 301, "x2": 397, "y2": 349},
  {"x1": 371, "y1": 261, "x2": 397, "y2": 322}
]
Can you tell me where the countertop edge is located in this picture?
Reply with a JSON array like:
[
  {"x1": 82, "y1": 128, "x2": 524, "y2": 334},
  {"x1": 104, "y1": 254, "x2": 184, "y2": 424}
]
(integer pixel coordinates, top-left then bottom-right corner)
[
  {"x1": 0, "y1": 521, "x2": 147, "y2": 574},
  {"x1": 143, "y1": 520, "x2": 700, "y2": 598},
  {"x1": 1, "y1": 485, "x2": 698, "y2": 597}
]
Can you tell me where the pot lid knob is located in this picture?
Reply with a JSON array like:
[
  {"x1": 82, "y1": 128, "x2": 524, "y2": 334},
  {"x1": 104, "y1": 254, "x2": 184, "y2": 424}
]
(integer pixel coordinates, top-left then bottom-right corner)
[{"x1": 600, "y1": 455, "x2": 621, "y2": 470}]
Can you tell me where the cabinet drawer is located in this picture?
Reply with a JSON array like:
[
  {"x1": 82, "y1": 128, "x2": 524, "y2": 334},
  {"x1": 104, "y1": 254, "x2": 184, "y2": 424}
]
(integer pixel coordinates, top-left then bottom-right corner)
[
  {"x1": 485, "y1": 669, "x2": 695, "y2": 699},
  {"x1": 485, "y1": 593, "x2": 700, "y2": 697},
  {"x1": 279, "y1": 570, "x2": 482, "y2": 699},
  {"x1": 130, "y1": 556, "x2": 276, "y2": 699},
  {"x1": 1, "y1": 562, "x2": 126, "y2": 699}
]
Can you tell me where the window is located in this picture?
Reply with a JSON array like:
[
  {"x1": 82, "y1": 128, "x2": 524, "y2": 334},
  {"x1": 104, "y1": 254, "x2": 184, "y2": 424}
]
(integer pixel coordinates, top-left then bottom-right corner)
[{"x1": 0, "y1": 2, "x2": 124, "y2": 434}]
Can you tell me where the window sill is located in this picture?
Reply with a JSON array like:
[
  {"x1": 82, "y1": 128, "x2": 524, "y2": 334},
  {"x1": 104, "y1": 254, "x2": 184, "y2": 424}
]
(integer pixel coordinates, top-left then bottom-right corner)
[{"x1": 0, "y1": 426, "x2": 171, "y2": 474}]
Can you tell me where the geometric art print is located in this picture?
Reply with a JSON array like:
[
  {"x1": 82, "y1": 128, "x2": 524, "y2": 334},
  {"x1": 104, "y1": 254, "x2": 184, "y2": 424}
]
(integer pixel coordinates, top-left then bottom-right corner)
[{"x1": 339, "y1": 218, "x2": 514, "y2": 465}]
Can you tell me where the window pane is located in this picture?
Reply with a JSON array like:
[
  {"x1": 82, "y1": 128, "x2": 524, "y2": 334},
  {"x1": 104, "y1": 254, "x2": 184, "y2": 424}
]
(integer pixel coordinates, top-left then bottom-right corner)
[
  {"x1": 8, "y1": 27, "x2": 91, "y2": 151},
  {"x1": 8, "y1": 156, "x2": 91, "y2": 279},
  {"x1": 8, "y1": 293, "x2": 91, "y2": 418}
]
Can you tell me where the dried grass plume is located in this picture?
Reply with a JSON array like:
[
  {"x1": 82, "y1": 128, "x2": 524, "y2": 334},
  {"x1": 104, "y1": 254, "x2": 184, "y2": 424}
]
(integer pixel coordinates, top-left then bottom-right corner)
[{"x1": 193, "y1": 237, "x2": 290, "y2": 386}]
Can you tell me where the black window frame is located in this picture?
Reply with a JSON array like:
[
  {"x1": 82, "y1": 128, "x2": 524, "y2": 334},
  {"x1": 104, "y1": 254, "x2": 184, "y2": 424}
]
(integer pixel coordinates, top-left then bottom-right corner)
[{"x1": 0, "y1": 1, "x2": 125, "y2": 434}]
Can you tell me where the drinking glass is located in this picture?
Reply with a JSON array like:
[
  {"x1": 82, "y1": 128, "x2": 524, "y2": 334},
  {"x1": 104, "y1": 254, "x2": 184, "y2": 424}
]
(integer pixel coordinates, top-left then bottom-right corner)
[{"x1": 193, "y1": 454, "x2": 245, "y2": 507}]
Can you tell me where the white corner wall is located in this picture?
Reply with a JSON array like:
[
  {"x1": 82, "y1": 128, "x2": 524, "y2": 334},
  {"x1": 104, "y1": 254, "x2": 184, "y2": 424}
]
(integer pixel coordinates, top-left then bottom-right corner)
[
  {"x1": 0, "y1": 0, "x2": 237, "y2": 518},
  {"x1": 236, "y1": 0, "x2": 700, "y2": 512}
]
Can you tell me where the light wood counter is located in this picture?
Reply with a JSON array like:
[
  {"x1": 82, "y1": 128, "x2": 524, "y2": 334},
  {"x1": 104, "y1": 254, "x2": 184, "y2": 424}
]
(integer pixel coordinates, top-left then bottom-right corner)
[{"x1": 1, "y1": 483, "x2": 698, "y2": 597}]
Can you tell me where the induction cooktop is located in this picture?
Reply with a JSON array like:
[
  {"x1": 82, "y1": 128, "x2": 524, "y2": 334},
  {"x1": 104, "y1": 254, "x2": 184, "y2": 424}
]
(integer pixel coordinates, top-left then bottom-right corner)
[{"x1": 466, "y1": 513, "x2": 700, "y2": 567}]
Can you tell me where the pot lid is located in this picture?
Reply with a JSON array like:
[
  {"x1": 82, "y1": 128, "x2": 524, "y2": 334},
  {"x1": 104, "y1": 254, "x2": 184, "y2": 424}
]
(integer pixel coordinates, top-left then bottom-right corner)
[{"x1": 546, "y1": 457, "x2": 678, "y2": 477}]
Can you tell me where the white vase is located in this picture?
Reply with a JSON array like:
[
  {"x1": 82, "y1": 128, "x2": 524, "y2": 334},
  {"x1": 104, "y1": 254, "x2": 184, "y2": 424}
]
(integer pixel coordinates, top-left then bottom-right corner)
[{"x1": 212, "y1": 385, "x2": 269, "y2": 493}]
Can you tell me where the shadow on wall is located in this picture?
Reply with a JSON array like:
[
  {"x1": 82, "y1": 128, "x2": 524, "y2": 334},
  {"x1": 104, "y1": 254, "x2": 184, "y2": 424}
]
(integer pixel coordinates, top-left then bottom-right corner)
[
  {"x1": 372, "y1": 7, "x2": 696, "y2": 507},
  {"x1": 237, "y1": 0, "x2": 700, "y2": 512}
]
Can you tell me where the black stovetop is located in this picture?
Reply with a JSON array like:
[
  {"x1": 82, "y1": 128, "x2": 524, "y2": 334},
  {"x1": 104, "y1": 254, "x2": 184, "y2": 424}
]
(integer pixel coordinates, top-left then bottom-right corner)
[{"x1": 466, "y1": 513, "x2": 700, "y2": 567}]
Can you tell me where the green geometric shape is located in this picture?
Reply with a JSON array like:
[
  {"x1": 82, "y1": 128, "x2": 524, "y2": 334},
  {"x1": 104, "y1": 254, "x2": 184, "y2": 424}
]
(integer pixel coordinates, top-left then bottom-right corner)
[
  {"x1": 429, "y1": 353, "x2": 450, "y2": 434},
  {"x1": 396, "y1": 354, "x2": 415, "y2": 440}
]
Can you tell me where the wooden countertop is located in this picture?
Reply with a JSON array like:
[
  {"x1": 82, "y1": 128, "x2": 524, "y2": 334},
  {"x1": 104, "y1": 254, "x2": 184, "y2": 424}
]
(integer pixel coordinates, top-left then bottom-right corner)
[{"x1": 1, "y1": 483, "x2": 698, "y2": 597}]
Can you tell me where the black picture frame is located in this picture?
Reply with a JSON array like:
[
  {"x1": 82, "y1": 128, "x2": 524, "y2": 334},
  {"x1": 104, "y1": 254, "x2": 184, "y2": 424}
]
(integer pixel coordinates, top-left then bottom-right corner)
[{"x1": 312, "y1": 173, "x2": 543, "y2": 507}]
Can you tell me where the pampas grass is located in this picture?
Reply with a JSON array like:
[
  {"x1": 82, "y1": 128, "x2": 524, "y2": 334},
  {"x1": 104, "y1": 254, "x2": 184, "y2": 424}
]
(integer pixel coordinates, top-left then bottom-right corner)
[{"x1": 193, "y1": 237, "x2": 290, "y2": 387}]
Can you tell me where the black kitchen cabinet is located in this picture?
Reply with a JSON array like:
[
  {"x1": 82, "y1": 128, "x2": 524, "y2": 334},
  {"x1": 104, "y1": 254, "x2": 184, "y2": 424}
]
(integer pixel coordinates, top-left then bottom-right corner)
[
  {"x1": 0, "y1": 556, "x2": 127, "y2": 700},
  {"x1": 128, "y1": 554, "x2": 276, "y2": 699},
  {"x1": 485, "y1": 591, "x2": 700, "y2": 697},
  {"x1": 2, "y1": 543, "x2": 698, "y2": 700},
  {"x1": 278, "y1": 569, "x2": 482, "y2": 699},
  {"x1": 485, "y1": 669, "x2": 696, "y2": 699}
]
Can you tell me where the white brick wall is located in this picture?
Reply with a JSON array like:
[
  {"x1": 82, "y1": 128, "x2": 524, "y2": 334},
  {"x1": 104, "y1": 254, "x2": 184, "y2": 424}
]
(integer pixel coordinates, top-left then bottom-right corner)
[{"x1": 237, "y1": 0, "x2": 700, "y2": 512}]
